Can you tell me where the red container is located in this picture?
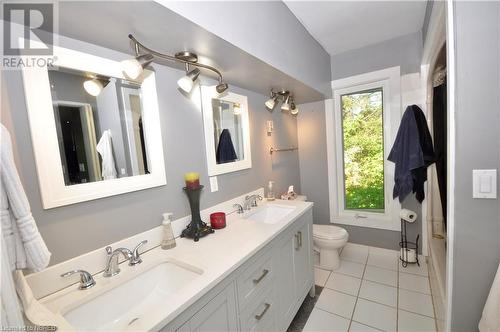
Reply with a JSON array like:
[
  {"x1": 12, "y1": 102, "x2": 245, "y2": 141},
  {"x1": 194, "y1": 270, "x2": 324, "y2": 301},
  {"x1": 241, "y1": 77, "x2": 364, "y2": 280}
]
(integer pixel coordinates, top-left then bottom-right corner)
[{"x1": 210, "y1": 212, "x2": 226, "y2": 229}]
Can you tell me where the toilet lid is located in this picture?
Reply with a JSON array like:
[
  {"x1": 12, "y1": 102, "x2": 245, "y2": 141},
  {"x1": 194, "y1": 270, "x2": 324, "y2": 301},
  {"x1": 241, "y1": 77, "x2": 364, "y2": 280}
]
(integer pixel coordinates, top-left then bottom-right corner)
[{"x1": 313, "y1": 224, "x2": 347, "y2": 240}]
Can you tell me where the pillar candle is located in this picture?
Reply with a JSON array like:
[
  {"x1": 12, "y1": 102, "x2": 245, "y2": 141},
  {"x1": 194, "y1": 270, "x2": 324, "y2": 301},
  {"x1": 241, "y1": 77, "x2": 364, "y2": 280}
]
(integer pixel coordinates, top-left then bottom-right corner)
[{"x1": 184, "y1": 172, "x2": 200, "y2": 189}]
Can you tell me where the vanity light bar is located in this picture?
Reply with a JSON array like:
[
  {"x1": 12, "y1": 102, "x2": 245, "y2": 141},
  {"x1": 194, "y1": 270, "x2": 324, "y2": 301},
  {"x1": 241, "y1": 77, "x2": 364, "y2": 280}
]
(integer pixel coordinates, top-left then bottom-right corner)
[{"x1": 127, "y1": 34, "x2": 228, "y2": 94}]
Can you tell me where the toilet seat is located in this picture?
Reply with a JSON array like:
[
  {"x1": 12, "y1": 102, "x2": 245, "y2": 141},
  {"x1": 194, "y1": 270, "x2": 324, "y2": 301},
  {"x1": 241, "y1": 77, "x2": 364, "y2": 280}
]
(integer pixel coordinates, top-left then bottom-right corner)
[{"x1": 313, "y1": 224, "x2": 348, "y2": 240}]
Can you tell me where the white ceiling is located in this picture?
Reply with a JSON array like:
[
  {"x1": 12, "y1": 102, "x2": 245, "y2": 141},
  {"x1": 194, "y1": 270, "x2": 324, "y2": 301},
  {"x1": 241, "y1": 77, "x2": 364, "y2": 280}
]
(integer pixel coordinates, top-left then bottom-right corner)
[{"x1": 284, "y1": 1, "x2": 428, "y2": 55}]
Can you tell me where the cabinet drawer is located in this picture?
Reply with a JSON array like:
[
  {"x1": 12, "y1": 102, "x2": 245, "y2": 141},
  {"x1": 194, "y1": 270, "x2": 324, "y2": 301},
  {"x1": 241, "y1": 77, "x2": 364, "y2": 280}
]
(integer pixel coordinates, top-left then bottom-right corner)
[
  {"x1": 237, "y1": 251, "x2": 274, "y2": 309},
  {"x1": 239, "y1": 288, "x2": 277, "y2": 332}
]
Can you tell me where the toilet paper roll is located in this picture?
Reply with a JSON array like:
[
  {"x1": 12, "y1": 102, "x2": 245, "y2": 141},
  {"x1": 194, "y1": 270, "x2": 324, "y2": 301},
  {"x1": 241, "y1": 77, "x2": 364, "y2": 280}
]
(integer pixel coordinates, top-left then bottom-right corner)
[
  {"x1": 400, "y1": 209, "x2": 417, "y2": 223},
  {"x1": 400, "y1": 248, "x2": 417, "y2": 263}
]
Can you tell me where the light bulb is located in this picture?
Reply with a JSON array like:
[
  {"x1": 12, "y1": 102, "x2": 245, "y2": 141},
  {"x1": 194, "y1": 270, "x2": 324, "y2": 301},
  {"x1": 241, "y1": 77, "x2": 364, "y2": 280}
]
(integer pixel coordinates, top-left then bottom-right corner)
[
  {"x1": 177, "y1": 76, "x2": 195, "y2": 93},
  {"x1": 83, "y1": 79, "x2": 103, "y2": 96},
  {"x1": 121, "y1": 54, "x2": 153, "y2": 80},
  {"x1": 177, "y1": 68, "x2": 200, "y2": 93},
  {"x1": 121, "y1": 58, "x2": 142, "y2": 80}
]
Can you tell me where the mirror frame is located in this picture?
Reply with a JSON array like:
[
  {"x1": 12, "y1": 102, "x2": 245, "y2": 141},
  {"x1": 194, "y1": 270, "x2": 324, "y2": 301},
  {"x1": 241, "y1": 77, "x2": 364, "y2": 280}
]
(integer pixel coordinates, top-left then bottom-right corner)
[
  {"x1": 201, "y1": 86, "x2": 252, "y2": 176},
  {"x1": 22, "y1": 46, "x2": 166, "y2": 209}
]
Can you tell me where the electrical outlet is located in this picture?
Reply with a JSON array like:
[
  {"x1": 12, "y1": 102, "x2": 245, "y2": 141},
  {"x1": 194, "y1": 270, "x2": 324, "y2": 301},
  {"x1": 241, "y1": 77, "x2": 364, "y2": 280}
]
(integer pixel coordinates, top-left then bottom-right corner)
[{"x1": 209, "y1": 176, "x2": 219, "y2": 192}]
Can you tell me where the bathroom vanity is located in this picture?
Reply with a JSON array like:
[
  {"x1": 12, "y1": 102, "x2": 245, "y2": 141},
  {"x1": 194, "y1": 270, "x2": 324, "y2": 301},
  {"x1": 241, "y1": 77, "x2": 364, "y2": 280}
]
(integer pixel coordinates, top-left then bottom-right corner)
[
  {"x1": 30, "y1": 197, "x2": 313, "y2": 331},
  {"x1": 164, "y1": 203, "x2": 313, "y2": 332}
]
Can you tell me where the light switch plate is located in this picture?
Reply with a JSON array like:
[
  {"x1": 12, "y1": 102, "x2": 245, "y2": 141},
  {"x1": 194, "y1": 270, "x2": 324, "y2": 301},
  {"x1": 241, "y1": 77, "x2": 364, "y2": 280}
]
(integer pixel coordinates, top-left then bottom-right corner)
[
  {"x1": 473, "y1": 169, "x2": 497, "y2": 199},
  {"x1": 209, "y1": 176, "x2": 218, "y2": 192}
]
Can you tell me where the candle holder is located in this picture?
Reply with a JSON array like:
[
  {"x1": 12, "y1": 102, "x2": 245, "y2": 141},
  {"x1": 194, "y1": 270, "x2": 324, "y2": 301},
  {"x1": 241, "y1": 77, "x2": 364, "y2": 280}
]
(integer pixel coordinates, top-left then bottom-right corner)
[{"x1": 181, "y1": 185, "x2": 214, "y2": 241}]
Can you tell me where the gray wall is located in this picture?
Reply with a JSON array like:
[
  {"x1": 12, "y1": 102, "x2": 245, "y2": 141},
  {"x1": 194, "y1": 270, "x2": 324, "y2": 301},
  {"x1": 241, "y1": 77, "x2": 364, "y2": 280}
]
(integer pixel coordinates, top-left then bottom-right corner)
[
  {"x1": 163, "y1": 1, "x2": 332, "y2": 97},
  {"x1": 297, "y1": 101, "x2": 421, "y2": 251},
  {"x1": 450, "y1": 2, "x2": 500, "y2": 331},
  {"x1": 1, "y1": 36, "x2": 301, "y2": 265},
  {"x1": 331, "y1": 31, "x2": 423, "y2": 80}
]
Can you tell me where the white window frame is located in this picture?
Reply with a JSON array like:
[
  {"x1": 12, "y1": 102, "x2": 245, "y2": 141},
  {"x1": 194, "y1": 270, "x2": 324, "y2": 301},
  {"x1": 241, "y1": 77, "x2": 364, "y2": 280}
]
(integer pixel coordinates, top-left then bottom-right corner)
[{"x1": 326, "y1": 66, "x2": 401, "y2": 231}]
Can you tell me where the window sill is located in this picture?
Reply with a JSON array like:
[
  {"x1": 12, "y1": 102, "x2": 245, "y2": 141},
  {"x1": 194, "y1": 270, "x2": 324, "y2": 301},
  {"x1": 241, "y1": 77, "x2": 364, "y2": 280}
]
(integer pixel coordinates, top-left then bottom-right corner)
[{"x1": 331, "y1": 216, "x2": 400, "y2": 232}]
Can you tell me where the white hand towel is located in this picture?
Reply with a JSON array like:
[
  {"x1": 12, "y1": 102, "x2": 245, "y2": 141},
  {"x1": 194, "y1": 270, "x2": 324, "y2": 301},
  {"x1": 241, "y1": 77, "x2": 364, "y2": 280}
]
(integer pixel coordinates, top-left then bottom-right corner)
[
  {"x1": 96, "y1": 129, "x2": 117, "y2": 180},
  {"x1": 0, "y1": 124, "x2": 51, "y2": 271},
  {"x1": 1, "y1": 235, "x2": 24, "y2": 327},
  {"x1": 479, "y1": 263, "x2": 500, "y2": 332}
]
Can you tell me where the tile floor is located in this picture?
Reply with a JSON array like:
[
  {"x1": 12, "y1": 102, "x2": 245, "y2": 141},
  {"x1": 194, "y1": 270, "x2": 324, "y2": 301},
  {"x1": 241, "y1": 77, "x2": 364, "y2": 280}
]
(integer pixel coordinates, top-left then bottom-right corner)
[{"x1": 306, "y1": 243, "x2": 437, "y2": 332}]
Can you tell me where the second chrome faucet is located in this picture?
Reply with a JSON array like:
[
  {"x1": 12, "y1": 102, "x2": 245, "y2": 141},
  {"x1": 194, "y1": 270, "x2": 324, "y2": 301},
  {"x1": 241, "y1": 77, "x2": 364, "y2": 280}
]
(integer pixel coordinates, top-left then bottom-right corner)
[{"x1": 103, "y1": 240, "x2": 147, "y2": 277}]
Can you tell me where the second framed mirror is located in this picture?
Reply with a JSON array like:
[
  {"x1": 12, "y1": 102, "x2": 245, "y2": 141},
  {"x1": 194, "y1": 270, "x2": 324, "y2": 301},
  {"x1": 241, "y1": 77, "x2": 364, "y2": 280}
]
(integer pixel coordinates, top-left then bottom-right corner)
[{"x1": 201, "y1": 86, "x2": 251, "y2": 176}]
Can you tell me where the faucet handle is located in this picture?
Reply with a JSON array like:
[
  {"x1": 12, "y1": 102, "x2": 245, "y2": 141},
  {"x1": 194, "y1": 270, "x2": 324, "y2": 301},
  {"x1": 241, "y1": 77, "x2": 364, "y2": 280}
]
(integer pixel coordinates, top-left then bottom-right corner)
[
  {"x1": 130, "y1": 240, "x2": 147, "y2": 266},
  {"x1": 233, "y1": 203, "x2": 244, "y2": 214},
  {"x1": 252, "y1": 195, "x2": 263, "y2": 207},
  {"x1": 61, "y1": 269, "x2": 96, "y2": 290}
]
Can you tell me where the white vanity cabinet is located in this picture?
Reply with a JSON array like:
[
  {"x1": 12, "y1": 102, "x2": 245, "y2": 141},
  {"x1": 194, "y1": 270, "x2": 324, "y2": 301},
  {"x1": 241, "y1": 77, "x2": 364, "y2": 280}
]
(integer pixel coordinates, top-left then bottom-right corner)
[
  {"x1": 162, "y1": 208, "x2": 313, "y2": 332},
  {"x1": 177, "y1": 285, "x2": 238, "y2": 332}
]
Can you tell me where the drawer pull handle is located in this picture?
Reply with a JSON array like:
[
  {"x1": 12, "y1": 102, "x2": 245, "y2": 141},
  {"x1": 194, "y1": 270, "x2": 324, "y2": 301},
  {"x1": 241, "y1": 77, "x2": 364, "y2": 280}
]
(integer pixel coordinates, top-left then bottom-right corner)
[
  {"x1": 253, "y1": 269, "x2": 269, "y2": 284},
  {"x1": 294, "y1": 233, "x2": 300, "y2": 250},
  {"x1": 255, "y1": 303, "x2": 271, "y2": 320},
  {"x1": 298, "y1": 231, "x2": 303, "y2": 248}
]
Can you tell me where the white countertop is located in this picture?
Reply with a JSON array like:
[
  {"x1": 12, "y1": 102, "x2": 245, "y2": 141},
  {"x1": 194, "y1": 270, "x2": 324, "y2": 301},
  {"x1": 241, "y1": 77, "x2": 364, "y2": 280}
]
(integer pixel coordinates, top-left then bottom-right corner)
[{"x1": 39, "y1": 199, "x2": 313, "y2": 331}]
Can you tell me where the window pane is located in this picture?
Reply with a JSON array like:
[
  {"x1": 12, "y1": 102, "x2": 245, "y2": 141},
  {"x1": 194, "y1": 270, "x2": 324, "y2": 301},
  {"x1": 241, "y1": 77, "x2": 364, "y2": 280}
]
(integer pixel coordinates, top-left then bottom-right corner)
[{"x1": 341, "y1": 88, "x2": 384, "y2": 211}]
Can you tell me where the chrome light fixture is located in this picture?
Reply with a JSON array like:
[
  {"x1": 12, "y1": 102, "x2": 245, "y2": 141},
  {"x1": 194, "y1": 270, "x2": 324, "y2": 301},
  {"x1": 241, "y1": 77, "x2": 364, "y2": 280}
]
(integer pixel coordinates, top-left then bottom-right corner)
[
  {"x1": 265, "y1": 90, "x2": 298, "y2": 115},
  {"x1": 121, "y1": 54, "x2": 154, "y2": 80},
  {"x1": 124, "y1": 34, "x2": 229, "y2": 94}
]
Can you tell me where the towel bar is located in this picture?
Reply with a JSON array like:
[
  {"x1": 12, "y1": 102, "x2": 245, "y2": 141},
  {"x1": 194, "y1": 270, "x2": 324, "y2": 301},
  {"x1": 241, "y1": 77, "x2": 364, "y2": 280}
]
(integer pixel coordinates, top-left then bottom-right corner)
[{"x1": 269, "y1": 147, "x2": 298, "y2": 154}]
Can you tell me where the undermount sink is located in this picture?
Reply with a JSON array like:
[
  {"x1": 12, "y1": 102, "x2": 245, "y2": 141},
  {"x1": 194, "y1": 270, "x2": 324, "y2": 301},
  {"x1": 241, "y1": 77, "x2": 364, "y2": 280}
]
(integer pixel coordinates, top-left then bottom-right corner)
[
  {"x1": 62, "y1": 259, "x2": 202, "y2": 331},
  {"x1": 245, "y1": 204, "x2": 295, "y2": 224}
]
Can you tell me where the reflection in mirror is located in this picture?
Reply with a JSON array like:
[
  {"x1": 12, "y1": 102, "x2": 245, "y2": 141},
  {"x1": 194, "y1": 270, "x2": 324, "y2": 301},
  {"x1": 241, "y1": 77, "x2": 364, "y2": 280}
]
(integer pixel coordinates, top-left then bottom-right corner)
[
  {"x1": 48, "y1": 68, "x2": 149, "y2": 186},
  {"x1": 211, "y1": 99, "x2": 244, "y2": 164}
]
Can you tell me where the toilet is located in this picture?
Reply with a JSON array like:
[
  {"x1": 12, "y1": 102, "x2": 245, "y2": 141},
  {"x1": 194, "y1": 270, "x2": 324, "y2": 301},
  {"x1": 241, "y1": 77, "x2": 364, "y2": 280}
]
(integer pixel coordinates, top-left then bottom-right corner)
[{"x1": 313, "y1": 224, "x2": 349, "y2": 270}]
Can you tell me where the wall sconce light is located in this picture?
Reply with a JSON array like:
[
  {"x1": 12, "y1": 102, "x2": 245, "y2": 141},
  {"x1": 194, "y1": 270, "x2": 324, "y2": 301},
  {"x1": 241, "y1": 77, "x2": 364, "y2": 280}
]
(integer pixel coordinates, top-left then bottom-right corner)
[
  {"x1": 123, "y1": 34, "x2": 229, "y2": 95},
  {"x1": 265, "y1": 90, "x2": 299, "y2": 115}
]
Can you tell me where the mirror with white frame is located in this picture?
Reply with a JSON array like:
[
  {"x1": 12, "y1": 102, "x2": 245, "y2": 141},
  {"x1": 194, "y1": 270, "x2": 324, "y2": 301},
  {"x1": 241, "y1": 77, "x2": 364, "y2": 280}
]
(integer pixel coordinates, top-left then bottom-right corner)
[
  {"x1": 22, "y1": 46, "x2": 166, "y2": 209},
  {"x1": 201, "y1": 86, "x2": 252, "y2": 176}
]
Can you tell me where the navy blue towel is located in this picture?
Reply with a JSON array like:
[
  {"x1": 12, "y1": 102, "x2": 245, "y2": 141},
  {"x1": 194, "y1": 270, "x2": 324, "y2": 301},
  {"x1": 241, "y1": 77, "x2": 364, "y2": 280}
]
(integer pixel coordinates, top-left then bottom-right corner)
[
  {"x1": 216, "y1": 129, "x2": 238, "y2": 164},
  {"x1": 388, "y1": 105, "x2": 435, "y2": 203}
]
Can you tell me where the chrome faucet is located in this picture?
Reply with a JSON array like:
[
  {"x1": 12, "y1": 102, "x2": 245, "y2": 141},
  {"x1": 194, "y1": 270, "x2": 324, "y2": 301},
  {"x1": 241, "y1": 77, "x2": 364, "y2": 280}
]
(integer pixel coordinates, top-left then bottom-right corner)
[
  {"x1": 103, "y1": 240, "x2": 147, "y2": 277},
  {"x1": 61, "y1": 269, "x2": 96, "y2": 290},
  {"x1": 243, "y1": 195, "x2": 263, "y2": 210},
  {"x1": 233, "y1": 203, "x2": 244, "y2": 214}
]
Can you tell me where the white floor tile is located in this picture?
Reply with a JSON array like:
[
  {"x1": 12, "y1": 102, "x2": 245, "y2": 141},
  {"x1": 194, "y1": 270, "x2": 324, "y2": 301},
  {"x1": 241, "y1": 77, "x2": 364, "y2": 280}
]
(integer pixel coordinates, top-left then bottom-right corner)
[
  {"x1": 316, "y1": 288, "x2": 357, "y2": 319},
  {"x1": 349, "y1": 321, "x2": 383, "y2": 332},
  {"x1": 369, "y1": 247, "x2": 399, "y2": 257},
  {"x1": 358, "y1": 280, "x2": 397, "y2": 307},
  {"x1": 341, "y1": 243, "x2": 369, "y2": 264},
  {"x1": 399, "y1": 259, "x2": 429, "y2": 276},
  {"x1": 335, "y1": 260, "x2": 365, "y2": 278},
  {"x1": 367, "y1": 252, "x2": 399, "y2": 271},
  {"x1": 363, "y1": 265, "x2": 397, "y2": 287},
  {"x1": 303, "y1": 308, "x2": 350, "y2": 332},
  {"x1": 353, "y1": 298, "x2": 397, "y2": 332},
  {"x1": 314, "y1": 267, "x2": 331, "y2": 287},
  {"x1": 398, "y1": 310, "x2": 437, "y2": 332},
  {"x1": 325, "y1": 272, "x2": 362, "y2": 296},
  {"x1": 399, "y1": 272, "x2": 431, "y2": 294},
  {"x1": 399, "y1": 289, "x2": 435, "y2": 317}
]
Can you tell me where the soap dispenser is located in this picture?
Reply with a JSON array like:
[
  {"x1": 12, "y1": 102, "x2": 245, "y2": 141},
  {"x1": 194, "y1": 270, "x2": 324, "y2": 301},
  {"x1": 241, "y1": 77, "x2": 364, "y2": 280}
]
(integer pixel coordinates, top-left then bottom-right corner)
[{"x1": 161, "y1": 213, "x2": 176, "y2": 250}]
